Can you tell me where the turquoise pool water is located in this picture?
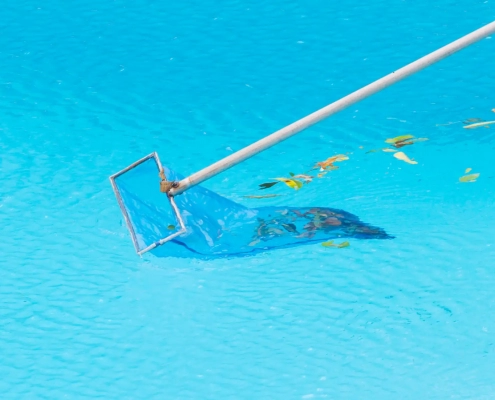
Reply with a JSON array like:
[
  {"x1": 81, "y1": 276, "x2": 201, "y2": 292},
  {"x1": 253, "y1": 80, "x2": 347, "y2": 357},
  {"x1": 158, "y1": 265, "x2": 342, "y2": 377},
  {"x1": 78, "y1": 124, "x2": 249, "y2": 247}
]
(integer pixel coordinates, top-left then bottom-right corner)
[{"x1": 2, "y1": 1, "x2": 495, "y2": 398}]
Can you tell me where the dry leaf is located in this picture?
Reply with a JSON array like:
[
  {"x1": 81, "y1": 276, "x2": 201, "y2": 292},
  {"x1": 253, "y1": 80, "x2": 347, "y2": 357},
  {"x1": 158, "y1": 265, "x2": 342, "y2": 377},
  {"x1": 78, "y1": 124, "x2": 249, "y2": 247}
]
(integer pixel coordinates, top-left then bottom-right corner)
[
  {"x1": 292, "y1": 174, "x2": 314, "y2": 183},
  {"x1": 243, "y1": 194, "x2": 282, "y2": 199},
  {"x1": 314, "y1": 154, "x2": 349, "y2": 170},
  {"x1": 465, "y1": 168, "x2": 472, "y2": 174},
  {"x1": 393, "y1": 151, "x2": 418, "y2": 164},
  {"x1": 459, "y1": 173, "x2": 480, "y2": 183},
  {"x1": 492, "y1": 109, "x2": 495, "y2": 113},
  {"x1": 463, "y1": 120, "x2": 495, "y2": 129},
  {"x1": 317, "y1": 172, "x2": 327, "y2": 178},
  {"x1": 382, "y1": 148, "x2": 397, "y2": 153}
]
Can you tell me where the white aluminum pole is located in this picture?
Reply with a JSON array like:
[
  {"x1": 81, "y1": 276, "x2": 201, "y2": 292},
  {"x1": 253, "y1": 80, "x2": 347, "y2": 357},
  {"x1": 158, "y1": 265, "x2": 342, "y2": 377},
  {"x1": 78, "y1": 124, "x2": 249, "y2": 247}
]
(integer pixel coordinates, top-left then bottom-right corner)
[{"x1": 169, "y1": 20, "x2": 495, "y2": 196}]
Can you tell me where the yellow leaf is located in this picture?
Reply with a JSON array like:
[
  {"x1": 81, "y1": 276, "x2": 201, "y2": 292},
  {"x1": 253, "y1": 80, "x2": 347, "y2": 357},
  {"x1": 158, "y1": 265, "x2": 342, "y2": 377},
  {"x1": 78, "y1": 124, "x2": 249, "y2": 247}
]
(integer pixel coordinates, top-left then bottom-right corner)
[
  {"x1": 273, "y1": 178, "x2": 303, "y2": 190},
  {"x1": 385, "y1": 134, "x2": 414, "y2": 144},
  {"x1": 243, "y1": 194, "x2": 282, "y2": 199},
  {"x1": 465, "y1": 167, "x2": 472, "y2": 174},
  {"x1": 382, "y1": 148, "x2": 397, "y2": 153},
  {"x1": 459, "y1": 173, "x2": 480, "y2": 183},
  {"x1": 393, "y1": 151, "x2": 418, "y2": 164},
  {"x1": 322, "y1": 240, "x2": 350, "y2": 248},
  {"x1": 463, "y1": 120, "x2": 495, "y2": 129}
]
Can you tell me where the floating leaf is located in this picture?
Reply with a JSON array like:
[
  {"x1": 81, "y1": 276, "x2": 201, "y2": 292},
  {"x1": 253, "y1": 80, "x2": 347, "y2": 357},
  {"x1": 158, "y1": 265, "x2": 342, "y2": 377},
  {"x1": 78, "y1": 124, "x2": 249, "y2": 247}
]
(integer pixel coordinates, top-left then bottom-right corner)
[
  {"x1": 321, "y1": 240, "x2": 335, "y2": 247},
  {"x1": 314, "y1": 154, "x2": 349, "y2": 170},
  {"x1": 337, "y1": 241, "x2": 350, "y2": 248},
  {"x1": 167, "y1": 224, "x2": 176, "y2": 230},
  {"x1": 465, "y1": 167, "x2": 472, "y2": 174},
  {"x1": 259, "y1": 182, "x2": 279, "y2": 190},
  {"x1": 463, "y1": 120, "x2": 495, "y2": 129},
  {"x1": 273, "y1": 178, "x2": 303, "y2": 190},
  {"x1": 243, "y1": 194, "x2": 282, "y2": 199},
  {"x1": 317, "y1": 172, "x2": 327, "y2": 178},
  {"x1": 393, "y1": 151, "x2": 418, "y2": 164},
  {"x1": 292, "y1": 174, "x2": 314, "y2": 183},
  {"x1": 385, "y1": 134, "x2": 414, "y2": 144},
  {"x1": 459, "y1": 173, "x2": 480, "y2": 183},
  {"x1": 382, "y1": 148, "x2": 397, "y2": 153}
]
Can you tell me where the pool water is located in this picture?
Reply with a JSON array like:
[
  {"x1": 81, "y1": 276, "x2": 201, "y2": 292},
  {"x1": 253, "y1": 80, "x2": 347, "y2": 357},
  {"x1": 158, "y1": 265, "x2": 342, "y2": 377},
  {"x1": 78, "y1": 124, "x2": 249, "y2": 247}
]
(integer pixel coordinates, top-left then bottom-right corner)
[{"x1": 1, "y1": 1, "x2": 495, "y2": 398}]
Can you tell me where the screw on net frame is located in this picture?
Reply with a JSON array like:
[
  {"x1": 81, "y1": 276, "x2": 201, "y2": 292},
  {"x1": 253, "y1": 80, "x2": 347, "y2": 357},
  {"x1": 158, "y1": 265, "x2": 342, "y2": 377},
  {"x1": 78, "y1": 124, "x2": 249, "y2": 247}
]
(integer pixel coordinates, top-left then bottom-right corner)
[{"x1": 110, "y1": 21, "x2": 495, "y2": 258}]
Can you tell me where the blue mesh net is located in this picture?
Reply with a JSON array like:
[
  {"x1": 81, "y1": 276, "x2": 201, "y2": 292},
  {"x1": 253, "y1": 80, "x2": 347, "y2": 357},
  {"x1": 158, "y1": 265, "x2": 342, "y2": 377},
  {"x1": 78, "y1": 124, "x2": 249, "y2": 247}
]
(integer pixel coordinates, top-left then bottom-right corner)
[{"x1": 112, "y1": 155, "x2": 393, "y2": 258}]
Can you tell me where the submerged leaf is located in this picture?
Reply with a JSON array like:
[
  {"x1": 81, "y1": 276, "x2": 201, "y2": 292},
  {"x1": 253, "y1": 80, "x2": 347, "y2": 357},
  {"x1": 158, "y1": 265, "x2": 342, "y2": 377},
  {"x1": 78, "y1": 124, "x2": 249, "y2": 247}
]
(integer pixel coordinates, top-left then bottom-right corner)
[
  {"x1": 273, "y1": 178, "x2": 303, "y2": 190},
  {"x1": 243, "y1": 194, "x2": 283, "y2": 199},
  {"x1": 492, "y1": 109, "x2": 495, "y2": 113},
  {"x1": 248, "y1": 239, "x2": 261, "y2": 246},
  {"x1": 465, "y1": 167, "x2": 472, "y2": 174},
  {"x1": 459, "y1": 173, "x2": 480, "y2": 183},
  {"x1": 259, "y1": 181, "x2": 279, "y2": 190},
  {"x1": 463, "y1": 118, "x2": 484, "y2": 124},
  {"x1": 322, "y1": 240, "x2": 350, "y2": 248},
  {"x1": 365, "y1": 149, "x2": 379, "y2": 154},
  {"x1": 281, "y1": 223, "x2": 298, "y2": 233},
  {"x1": 463, "y1": 120, "x2": 495, "y2": 129},
  {"x1": 167, "y1": 224, "x2": 176, "y2": 230},
  {"x1": 393, "y1": 151, "x2": 418, "y2": 164},
  {"x1": 382, "y1": 148, "x2": 397, "y2": 153},
  {"x1": 317, "y1": 172, "x2": 327, "y2": 178},
  {"x1": 385, "y1": 134, "x2": 414, "y2": 144}
]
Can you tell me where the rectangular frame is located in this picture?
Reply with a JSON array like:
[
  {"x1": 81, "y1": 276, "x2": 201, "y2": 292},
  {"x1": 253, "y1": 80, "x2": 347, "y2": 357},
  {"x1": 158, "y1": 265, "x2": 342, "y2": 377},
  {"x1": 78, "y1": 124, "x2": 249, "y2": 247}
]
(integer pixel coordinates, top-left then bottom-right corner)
[{"x1": 109, "y1": 152, "x2": 186, "y2": 255}]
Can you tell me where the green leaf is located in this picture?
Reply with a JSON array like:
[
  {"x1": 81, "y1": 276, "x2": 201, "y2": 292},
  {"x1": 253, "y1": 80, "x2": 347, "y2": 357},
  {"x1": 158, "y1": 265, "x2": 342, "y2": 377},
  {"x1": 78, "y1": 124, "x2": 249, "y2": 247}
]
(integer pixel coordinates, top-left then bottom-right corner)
[
  {"x1": 167, "y1": 225, "x2": 176, "y2": 230},
  {"x1": 459, "y1": 173, "x2": 480, "y2": 183},
  {"x1": 385, "y1": 134, "x2": 414, "y2": 144}
]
